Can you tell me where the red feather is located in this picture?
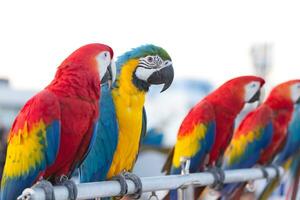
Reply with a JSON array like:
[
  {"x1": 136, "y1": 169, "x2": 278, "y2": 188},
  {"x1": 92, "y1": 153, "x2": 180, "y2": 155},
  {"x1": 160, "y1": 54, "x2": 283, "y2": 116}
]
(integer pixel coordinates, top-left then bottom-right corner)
[
  {"x1": 207, "y1": 76, "x2": 265, "y2": 165},
  {"x1": 259, "y1": 80, "x2": 300, "y2": 164}
]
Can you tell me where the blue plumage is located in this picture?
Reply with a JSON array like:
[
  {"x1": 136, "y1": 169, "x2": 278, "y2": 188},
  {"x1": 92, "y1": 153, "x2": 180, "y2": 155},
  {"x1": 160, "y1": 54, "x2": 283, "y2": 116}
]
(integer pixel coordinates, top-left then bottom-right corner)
[
  {"x1": 169, "y1": 122, "x2": 215, "y2": 200},
  {"x1": 80, "y1": 83, "x2": 118, "y2": 182},
  {"x1": 45, "y1": 121, "x2": 61, "y2": 165},
  {"x1": 275, "y1": 105, "x2": 300, "y2": 165},
  {"x1": 220, "y1": 121, "x2": 273, "y2": 197},
  {"x1": 115, "y1": 44, "x2": 171, "y2": 78},
  {"x1": 1, "y1": 120, "x2": 61, "y2": 200},
  {"x1": 223, "y1": 122, "x2": 273, "y2": 170},
  {"x1": 170, "y1": 122, "x2": 216, "y2": 175}
]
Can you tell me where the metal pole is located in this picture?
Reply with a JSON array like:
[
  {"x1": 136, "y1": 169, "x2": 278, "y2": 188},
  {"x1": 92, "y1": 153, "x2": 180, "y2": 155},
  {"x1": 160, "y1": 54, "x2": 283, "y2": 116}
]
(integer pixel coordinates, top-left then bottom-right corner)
[
  {"x1": 179, "y1": 158, "x2": 194, "y2": 200},
  {"x1": 20, "y1": 167, "x2": 284, "y2": 200}
]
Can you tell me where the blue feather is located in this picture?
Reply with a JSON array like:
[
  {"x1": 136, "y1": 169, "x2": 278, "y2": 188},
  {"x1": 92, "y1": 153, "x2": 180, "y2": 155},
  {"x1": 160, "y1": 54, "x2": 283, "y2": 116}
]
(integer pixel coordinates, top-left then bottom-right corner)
[
  {"x1": 80, "y1": 83, "x2": 119, "y2": 182},
  {"x1": 1, "y1": 120, "x2": 60, "y2": 200},
  {"x1": 115, "y1": 44, "x2": 171, "y2": 80},
  {"x1": 170, "y1": 121, "x2": 216, "y2": 174},
  {"x1": 275, "y1": 105, "x2": 300, "y2": 165},
  {"x1": 45, "y1": 121, "x2": 61, "y2": 165},
  {"x1": 221, "y1": 122, "x2": 273, "y2": 196},
  {"x1": 169, "y1": 122, "x2": 216, "y2": 200}
]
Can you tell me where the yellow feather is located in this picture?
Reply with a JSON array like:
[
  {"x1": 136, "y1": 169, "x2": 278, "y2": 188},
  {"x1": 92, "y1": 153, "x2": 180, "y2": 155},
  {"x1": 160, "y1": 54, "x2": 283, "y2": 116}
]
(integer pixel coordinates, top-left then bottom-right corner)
[
  {"x1": 225, "y1": 129, "x2": 260, "y2": 165},
  {"x1": 172, "y1": 124, "x2": 207, "y2": 168},
  {"x1": 107, "y1": 59, "x2": 146, "y2": 178},
  {"x1": 2, "y1": 120, "x2": 46, "y2": 186}
]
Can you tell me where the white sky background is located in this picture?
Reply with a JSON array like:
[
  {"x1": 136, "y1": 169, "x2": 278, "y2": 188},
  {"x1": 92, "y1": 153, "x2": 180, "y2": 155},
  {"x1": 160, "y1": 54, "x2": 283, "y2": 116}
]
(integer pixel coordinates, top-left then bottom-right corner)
[{"x1": 0, "y1": 0, "x2": 300, "y2": 90}]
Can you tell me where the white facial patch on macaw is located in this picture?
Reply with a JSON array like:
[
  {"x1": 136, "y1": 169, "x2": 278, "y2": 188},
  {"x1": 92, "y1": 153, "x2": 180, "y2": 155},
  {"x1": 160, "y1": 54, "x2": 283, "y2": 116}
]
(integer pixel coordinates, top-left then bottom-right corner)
[
  {"x1": 96, "y1": 51, "x2": 111, "y2": 80},
  {"x1": 135, "y1": 55, "x2": 172, "y2": 81},
  {"x1": 291, "y1": 83, "x2": 300, "y2": 103},
  {"x1": 244, "y1": 81, "x2": 261, "y2": 102},
  {"x1": 110, "y1": 59, "x2": 117, "y2": 83}
]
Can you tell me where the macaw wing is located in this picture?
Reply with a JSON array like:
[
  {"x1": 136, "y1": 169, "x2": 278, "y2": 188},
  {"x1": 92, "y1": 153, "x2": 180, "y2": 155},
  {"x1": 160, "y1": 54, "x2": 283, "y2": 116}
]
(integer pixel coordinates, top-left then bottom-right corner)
[
  {"x1": 169, "y1": 101, "x2": 216, "y2": 174},
  {"x1": 275, "y1": 105, "x2": 300, "y2": 165},
  {"x1": 220, "y1": 106, "x2": 273, "y2": 196},
  {"x1": 1, "y1": 89, "x2": 61, "y2": 200},
  {"x1": 69, "y1": 121, "x2": 98, "y2": 175},
  {"x1": 80, "y1": 84, "x2": 118, "y2": 182},
  {"x1": 223, "y1": 105, "x2": 273, "y2": 170}
]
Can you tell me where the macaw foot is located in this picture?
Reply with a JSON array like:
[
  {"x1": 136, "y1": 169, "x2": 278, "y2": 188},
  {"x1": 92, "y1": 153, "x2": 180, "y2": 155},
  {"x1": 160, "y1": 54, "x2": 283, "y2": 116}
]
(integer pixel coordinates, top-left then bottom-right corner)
[
  {"x1": 269, "y1": 164, "x2": 280, "y2": 178},
  {"x1": 207, "y1": 167, "x2": 225, "y2": 190},
  {"x1": 57, "y1": 175, "x2": 78, "y2": 200},
  {"x1": 124, "y1": 172, "x2": 143, "y2": 199},
  {"x1": 112, "y1": 173, "x2": 128, "y2": 196},
  {"x1": 17, "y1": 180, "x2": 55, "y2": 200}
]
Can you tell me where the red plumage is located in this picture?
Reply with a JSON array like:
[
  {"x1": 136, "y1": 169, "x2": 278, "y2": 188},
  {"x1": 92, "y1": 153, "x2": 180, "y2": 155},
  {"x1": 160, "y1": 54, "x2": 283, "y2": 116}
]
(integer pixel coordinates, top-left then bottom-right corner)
[
  {"x1": 206, "y1": 76, "x2": 265, "y2": 166},
  {"x1": 44, "y1": 43, "x2": 113, "y2": 178},
  {"x1": 2, "y1": 43, "x2": 113, "y2": 194},
  {"x1": 178, "y1": 100, "x2": 215, "y2": 137},
  {"x1": 259, "y1": 80, "x2": 300, "y2": 164}
]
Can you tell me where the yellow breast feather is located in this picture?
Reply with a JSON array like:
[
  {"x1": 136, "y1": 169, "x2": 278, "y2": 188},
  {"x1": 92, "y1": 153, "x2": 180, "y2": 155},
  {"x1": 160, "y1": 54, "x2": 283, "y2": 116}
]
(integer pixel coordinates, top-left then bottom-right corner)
[{"x1": 107, "y1": 59, "x2": 146, "y2": 178}]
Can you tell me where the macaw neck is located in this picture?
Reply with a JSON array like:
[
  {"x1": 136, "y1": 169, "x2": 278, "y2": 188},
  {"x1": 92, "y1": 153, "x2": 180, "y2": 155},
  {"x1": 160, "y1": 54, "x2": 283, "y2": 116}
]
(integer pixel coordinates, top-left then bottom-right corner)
[
  {"x1": 265, "y1": 95, "x2": 294, "y2": 111},
  {"x1": 114, "y1": 59, "x2": 147, "y2": 97},
  {"x1": 206, "y1": 88, "x2": 245, "y2": 119},
  {"x1": 47, "y1": 67, "x2": 100, "y2": 101},
  {"x1": 265, "y1": 96, "x2": 294, "y2": 127}
]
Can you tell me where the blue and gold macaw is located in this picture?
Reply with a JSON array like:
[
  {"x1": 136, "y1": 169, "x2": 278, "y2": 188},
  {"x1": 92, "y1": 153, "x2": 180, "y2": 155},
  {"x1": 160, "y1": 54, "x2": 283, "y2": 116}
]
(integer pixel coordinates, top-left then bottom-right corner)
[
  {"x1": 258, "y1": 104, "x2": 300, "y2": 200},
  {"x1": 80, "y1": 44, "x2": 174, "y2": 198}
]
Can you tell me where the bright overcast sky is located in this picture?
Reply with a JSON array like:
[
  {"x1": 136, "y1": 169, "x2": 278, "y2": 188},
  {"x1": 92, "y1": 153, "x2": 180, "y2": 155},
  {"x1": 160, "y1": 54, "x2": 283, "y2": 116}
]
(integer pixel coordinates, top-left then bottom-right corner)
[{"x1": 0, "y1": 0, "x2": 300, "y2": 90}]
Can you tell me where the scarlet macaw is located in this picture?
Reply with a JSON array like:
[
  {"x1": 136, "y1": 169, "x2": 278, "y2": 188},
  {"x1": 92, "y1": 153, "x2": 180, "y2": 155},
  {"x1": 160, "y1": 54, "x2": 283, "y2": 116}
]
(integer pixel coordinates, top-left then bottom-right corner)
[
  {"x1": 1, "y1": 43, "x2": 114, "y2": 200},
  {"x1": 218, "y1": 80, "x2": 300, "y2": 200},
  {"x1": 258, "y1": 104, "x2": 300, "y2": 200},
  {"x1": 162, "y1": 76, "x2": 265, "y2": 200}
]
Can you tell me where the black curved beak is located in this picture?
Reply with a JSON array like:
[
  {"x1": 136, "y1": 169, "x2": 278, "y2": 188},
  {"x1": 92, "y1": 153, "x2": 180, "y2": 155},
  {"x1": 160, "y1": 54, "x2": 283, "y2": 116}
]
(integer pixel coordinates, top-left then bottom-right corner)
[
  {"x1": 101, "y1": 60, "x2": 116, "y2": 88},
  {"x1": 296, "y1": 96, "x2": 300, "y2": 104},
  {"x1": 147, "y1": 65, "x2": 174, "y2": 92},
  {"x1": 101, "y1": 63, "x2": 112, "y2": 83},
  {"x1": 248, "y1": 90, "x2": 261, "y2": 103}
]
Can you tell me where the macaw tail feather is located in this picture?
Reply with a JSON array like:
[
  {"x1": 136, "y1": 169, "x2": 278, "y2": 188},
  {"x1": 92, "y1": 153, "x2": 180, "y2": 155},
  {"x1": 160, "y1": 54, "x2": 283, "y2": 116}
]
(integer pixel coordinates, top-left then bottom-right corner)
[
  {"x1": 283, "y1": 153, "x2": 300, "y2": 200},
  {"x1": 162, "y1": 147, "x2": 175, "y2": 175},
  {"x1": 258, "y1": 176, "x2": 281, "y2": 200},
  {"x1": 196, "y1": 186, "x2": 207, "y2": 199},
  {"x1": 287, "y1": 159, "x2": 300, "y2": 200},
  {"x1": 162, "y1": 189, "x2": 177, "y2": 200},
  {"x1": 227, "y1": 183, "x2": 247, "y2": 200}
]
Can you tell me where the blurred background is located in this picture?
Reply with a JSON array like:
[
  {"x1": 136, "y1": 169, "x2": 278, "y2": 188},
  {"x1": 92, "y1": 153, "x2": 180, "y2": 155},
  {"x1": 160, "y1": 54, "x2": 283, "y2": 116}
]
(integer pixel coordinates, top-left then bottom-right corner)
[{"x1": 0, "y1": 0, "x2": 300, "y2": 199}]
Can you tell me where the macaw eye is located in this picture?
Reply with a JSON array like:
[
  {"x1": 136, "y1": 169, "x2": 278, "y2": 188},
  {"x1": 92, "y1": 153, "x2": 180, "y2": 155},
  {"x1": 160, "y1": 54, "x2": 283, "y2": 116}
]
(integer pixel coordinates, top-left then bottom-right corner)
[
  {"x1": 164, "y1": 61, "x2": 170, "y2": 65},
  {"x1": 147, "y1": 56, "x2": 153, "y2": 63},
  {"x1": 251, "y1": 83, "x2": 257, "y2": 88},
  {"x1": 104, "y1": 53, "x2": 107, "y2": 57}
]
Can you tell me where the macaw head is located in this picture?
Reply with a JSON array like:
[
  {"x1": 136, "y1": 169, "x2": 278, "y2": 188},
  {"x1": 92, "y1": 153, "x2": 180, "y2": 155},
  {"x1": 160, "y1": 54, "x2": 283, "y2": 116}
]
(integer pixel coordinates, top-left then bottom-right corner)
[
  {"x1": 50, "y1": 43, "x2": 115, "y2": 99},
  {"x1": 57, "y1": 43, "x2": 115, "y2": 83},
  {"x1": 266, "y1": 80, "x2": 300, "y2": 108},
  {"x1": 115, "y1": 44, "x2": 174, "y2": 92},
  {"x1": 212, "y1": 75, "x2": 265, "y2": 105}
]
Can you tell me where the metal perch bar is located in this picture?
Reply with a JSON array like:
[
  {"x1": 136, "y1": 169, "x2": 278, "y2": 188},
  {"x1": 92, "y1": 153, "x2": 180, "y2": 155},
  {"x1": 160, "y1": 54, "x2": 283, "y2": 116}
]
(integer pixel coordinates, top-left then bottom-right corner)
[{"x1": 21, "y1": 166, "x2": 284, "y2": 200}]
